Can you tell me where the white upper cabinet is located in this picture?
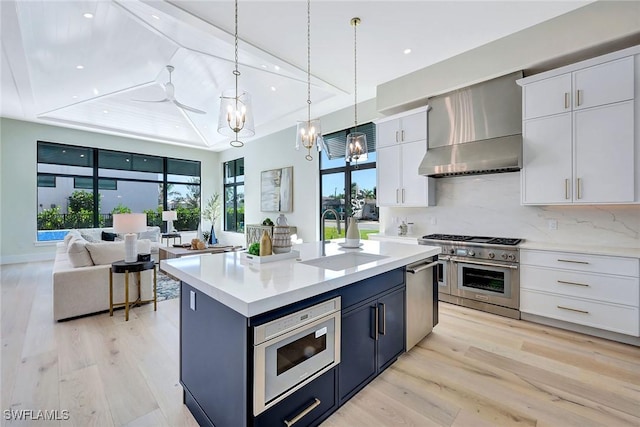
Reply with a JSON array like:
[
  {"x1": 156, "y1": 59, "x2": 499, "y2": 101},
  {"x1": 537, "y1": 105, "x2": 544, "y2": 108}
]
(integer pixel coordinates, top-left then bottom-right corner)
[
  {"x1": 376, "y1": 108, "x2": 428, "y2": 148},
  {"x1": 518, "y1": 47, "x2": 638, "y2": 205},
  {"x1": 375, "y1": 106, "x2": 435, "y2": 207}
]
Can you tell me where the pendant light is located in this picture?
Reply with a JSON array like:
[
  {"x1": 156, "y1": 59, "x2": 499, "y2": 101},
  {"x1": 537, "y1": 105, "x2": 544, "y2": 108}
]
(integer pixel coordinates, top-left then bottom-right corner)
[
  {"x1": 295, "y1": 0, "x2": 322, "y2": 161},
  {"x1": 345, "y1": 17, "x2": 367, "y2": 168},
  {"x1": 217, "y1": 0, "x2": 255, "y2": 147}
]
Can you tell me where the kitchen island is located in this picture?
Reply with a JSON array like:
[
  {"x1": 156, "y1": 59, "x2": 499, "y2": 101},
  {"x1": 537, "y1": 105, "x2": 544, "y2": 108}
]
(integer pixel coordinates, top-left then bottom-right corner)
[{"x1": 162, "y1": 240, "x2": 440, "y2": 427}]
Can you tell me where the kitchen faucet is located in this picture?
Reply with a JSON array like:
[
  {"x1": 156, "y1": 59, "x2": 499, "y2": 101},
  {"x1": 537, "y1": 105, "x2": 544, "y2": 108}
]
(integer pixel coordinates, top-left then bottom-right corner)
[{"x1": 320, "y1": 208, "x2": 340, "y2": 255}]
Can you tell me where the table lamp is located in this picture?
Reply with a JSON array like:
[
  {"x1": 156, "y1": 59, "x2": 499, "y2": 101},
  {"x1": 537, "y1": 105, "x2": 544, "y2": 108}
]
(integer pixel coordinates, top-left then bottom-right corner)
[
  {"x1": 162, "y1": 210, "x2": 177, "y2": 233},
  {"x1": 113, "y1": 213, "x2": 147, "y2": 263}
]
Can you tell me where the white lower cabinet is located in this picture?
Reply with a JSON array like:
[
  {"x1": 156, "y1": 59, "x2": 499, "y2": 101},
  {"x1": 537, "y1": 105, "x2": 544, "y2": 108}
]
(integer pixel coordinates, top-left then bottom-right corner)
[{"x1": 520, "y1": 249, "x2": 640, "y2": 337}]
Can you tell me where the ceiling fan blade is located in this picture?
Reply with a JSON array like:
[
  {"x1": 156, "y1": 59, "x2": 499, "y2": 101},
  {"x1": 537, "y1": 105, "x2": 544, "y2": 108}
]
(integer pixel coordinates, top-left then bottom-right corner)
[
  {"x1": 132, "y1": 98, "x2": 170, "y2": 103},
  {"x1": 174, "y1": 100, "x2": 206, "y2": 114}
]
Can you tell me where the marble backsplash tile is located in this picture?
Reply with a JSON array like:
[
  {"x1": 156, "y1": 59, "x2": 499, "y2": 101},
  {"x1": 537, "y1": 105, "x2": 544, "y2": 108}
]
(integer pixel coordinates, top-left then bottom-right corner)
[{"x1": 381, "y1": 173, "x2": 639, "y2": 248}]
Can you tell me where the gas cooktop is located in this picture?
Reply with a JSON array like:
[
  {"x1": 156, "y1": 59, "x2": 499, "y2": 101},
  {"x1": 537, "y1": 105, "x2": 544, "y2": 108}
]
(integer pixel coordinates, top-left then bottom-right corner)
[{"x1": 420, "y1": 234, "x2": 522, "y2": 246}]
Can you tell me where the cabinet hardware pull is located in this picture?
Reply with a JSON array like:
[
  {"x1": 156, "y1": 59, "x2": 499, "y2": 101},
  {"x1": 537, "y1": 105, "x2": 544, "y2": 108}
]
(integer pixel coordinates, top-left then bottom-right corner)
[
  {"x1": 396, "y1": 189, "x2": 399, "y2": 203},
  {"x1": 407, "y1": 261, "x2": 439, "y2": 274},
  {"x1": 565, "y1": 179, "x2": 570, "y2": 199},
  {"x1": 577, "y1": 178, "x2": 582, "y2": 199},
  {"x1": 557, "y1": 259, "x2": 589, "y2": 264},
  {"x1": 402, "y1": 188, "x2": 405, "y2": 203},
  {"x1": 284, "y1": 398, "x2": 321, "y2": 427},
  {"x1": 564, "y1": 92, "x2": 570, "y2": 109},
  {"x1": 576, "y1": 89, "x2": 582, "y2": 106},
  {"x1": 557, "y1": 305, "x2": 589, "y2": 314},
  {"x1": 401, "y1": 130, "x2": 405, "y2": 141},
  {"x1": 372, "y1": 305, "x2": 379, "y2": 341},
  {"x1": 395, "y1": 131, "x2": 399, "y2": 143},
  {"x1": 557, "y1": 280, "x2": 589, "y2": 287},
  {"x1": 379, "y1": 303, "x2": 386, "y2": 335}
]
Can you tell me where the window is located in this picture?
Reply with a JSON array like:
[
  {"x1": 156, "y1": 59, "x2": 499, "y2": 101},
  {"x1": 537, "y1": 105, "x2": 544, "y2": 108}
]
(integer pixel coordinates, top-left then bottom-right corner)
[
  {"x1": 36, "y1": 141, "x2": 201, "y2": 240},
  {"x1": 320, "y1": 123, "x2": 378, "y2": 240},
  {"x1": 224, "y1": 158, "x2": 244, "y2": 232}
]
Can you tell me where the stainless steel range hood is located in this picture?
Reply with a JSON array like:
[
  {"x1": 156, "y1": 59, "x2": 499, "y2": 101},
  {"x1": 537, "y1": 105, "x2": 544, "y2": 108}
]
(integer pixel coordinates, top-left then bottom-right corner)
[{"x1": 419, "y1": 71, "x2": 523, "y2": 177}]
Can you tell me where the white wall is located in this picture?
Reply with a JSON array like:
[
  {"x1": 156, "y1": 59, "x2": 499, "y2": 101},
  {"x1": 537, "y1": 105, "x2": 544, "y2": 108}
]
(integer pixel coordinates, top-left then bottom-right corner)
[
  {"x1": 380, "y1": 173, "x2": 640, "y2": 249},
  {"x1": 0, "y1": 118, "x2": 219, "y2": 264}
]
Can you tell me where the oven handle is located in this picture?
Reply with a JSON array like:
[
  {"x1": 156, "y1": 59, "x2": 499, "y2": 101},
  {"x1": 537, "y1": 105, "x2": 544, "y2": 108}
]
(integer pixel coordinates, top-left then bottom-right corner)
[
  {"x1": 406, "y1": 261, "x2": 439, "y2": 274},
  {"x1": 284, "y1": 398, "x2": 321, "y2": 427},
  {"x1": 450, "y1": 258, "x2": 518, "y2": 270}
]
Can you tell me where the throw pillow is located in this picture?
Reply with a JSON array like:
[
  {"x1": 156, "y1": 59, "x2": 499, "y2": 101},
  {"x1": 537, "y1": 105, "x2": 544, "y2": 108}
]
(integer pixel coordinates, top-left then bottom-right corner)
[
  {"x1": 66, "y1": 236, "x2": 94, "y2": 268},
  {"x1": 102, "y1": 231, "x2": 118, "y2": 241},
  {"x1": 138, "y1": 230, "x2": 159, "y2": 242},
  {"x1": 85, "y1": 242, "x2": 125, "y2": 265},
  {"x1": 80, "y1": 232, "x2": 100, "y2": 243},
  {"x1": 63, "y1": 230, "x2": 81, "y2": 249}
]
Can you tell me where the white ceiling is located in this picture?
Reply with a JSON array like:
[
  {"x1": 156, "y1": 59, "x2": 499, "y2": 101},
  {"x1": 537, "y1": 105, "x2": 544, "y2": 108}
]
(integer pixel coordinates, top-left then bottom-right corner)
[{"x1": 1, "y1": 0, "x2": 592, "y2": 151}]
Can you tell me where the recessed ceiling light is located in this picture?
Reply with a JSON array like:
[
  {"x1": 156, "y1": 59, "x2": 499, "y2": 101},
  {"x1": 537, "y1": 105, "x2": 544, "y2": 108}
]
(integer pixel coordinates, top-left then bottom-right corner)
[
  {"x1": 76, "y1": 65, "x2": 84, "y2": 70},
  {"x1": 175, "y1": 125, "x2": 180, "y2": 128},
  {"x1": 151, "y1": 14, "x2": 160, "y2": 20},
  {"x1": 93, "y1": 88, "x2": 99, "y2": 95},
  {"x1": 83, "y1": 13, "x2": 94, "y2": 19},
  {"x1": 274, "y1": 65, "x2": 280, "y2": 71},
  {"x1": 403, "y1": 48, "x2": 412, "y2": 55},
  {"x1": 270, "y1": 86, "x2": 276, "y2": 92},
  {"x1": 72, "y1": 95, "x2": 78, "y2": 99},
  {"x1": 261, "y1": 64, "x2": 267, "y2": 69},
  {"x1": 103, "y1": 110, "x2": 109, "y2": 114}
]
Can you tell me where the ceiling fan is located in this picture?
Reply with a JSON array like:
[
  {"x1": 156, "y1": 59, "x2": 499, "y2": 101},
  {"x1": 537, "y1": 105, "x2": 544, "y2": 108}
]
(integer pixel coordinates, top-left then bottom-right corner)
[{"x1": 133, "y1": 65, "x2": 206, "y2": 114}]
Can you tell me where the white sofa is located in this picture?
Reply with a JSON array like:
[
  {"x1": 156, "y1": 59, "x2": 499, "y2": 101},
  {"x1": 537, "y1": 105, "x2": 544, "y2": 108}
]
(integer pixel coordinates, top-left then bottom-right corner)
[{"x1": 52, "y1": 227, "x2": 160, "y2": 321}]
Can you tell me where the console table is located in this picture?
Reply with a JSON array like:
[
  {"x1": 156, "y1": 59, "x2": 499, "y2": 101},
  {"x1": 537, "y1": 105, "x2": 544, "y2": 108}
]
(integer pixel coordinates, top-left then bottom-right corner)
[{"x1": 245, "y1": 224, "x2": 297, "y2": 247}]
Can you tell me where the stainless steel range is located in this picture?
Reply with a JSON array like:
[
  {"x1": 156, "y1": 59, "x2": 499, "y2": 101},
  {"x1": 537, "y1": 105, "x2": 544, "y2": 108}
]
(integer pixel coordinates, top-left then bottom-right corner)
[{"x1": 418, "y1": 234, "x2": 523, "y2": 319}]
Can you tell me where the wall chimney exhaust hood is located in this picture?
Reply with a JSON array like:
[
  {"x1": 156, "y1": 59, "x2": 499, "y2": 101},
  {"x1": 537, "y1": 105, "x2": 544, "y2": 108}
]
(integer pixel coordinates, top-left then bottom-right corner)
[{"x1": 418, "y1": 71, "x2": 523, "y2": 177}]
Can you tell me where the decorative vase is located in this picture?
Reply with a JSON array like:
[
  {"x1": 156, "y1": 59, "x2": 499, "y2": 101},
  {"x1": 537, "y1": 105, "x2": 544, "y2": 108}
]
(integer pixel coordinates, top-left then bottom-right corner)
[
  {"x1": 272, "y1": 226, "x2": 291, "y2": 254},
  {"x1": 345, "y1": 217, "x2": 360, "y2": 247},
  {"x1": 208, "y1": 225, "x2": 218, "y2": 245},
  {"x1": 276, "y1": 213, "x2": 288, "y2": 226},
  {"x1": 259, "y1": 230, "x2": 272, "y2": 256}
]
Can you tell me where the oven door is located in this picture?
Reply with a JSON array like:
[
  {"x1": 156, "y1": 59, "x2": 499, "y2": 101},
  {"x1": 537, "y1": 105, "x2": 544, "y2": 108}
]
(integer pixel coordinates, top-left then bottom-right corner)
[
  {"x1": 253, "y1": 311, "x2": 340, "y2": 415},
  {"x1": 452, "y1": 259, "x2": 519, "y2": 309},
  {"x1": 436, "y1": 257, "x2": 450, "y2": 295}
]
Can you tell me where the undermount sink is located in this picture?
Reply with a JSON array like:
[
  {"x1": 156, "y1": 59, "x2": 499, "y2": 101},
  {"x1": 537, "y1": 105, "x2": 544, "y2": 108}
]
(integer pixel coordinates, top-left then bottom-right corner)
[{"x1": 300, "y1": 252, "x2": 388, "y2": 271}]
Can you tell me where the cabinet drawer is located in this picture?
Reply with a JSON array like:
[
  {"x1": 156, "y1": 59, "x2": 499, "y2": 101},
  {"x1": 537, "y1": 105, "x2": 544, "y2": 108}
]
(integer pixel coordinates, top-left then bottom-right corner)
[
  {"x1": 521, "y1": 289, "x2": 639, "y2": 336},
  {"x1": 254, "y1": 368, "x2": 337, "y2": 427},
  {"x1": 521, "y1": 266, "x2": 639, "y2": 306},
  {"x1": 520, "y1": 250, "x2": 639, "y2": 277}
]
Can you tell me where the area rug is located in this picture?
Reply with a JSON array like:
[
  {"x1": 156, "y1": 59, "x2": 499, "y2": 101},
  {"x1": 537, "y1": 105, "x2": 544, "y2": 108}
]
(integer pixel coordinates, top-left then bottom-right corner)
[{"x1": 157, "y1": 271, "x2": 180, "y2": 301}]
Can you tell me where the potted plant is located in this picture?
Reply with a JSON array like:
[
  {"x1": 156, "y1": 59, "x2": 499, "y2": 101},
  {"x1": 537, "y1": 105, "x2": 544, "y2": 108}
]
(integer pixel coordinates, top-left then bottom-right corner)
[{"x1": 202, "y1": 193, "x2": 221, "y2": 244}]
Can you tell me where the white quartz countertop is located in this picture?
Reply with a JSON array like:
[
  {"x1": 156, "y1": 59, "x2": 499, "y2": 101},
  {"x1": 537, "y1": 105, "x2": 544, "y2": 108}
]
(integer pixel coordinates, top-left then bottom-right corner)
[{"x1": 161, "y1": 240, "x2": 441, "y2": 317}]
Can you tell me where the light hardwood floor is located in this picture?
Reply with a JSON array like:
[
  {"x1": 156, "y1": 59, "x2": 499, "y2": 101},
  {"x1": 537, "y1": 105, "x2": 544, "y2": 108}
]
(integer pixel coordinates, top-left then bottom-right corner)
[{"x1": 2, "y1": 261, "x2": 639, "y2": 426}]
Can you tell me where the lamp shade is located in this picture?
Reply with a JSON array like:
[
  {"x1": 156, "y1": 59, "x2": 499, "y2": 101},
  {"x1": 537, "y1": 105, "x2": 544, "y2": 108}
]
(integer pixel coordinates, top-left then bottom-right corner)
[
  {"x1": 345, "y1": 131, "x2": 368, "y2": 163},
  {"x1": 113, "y1": 213, "x2": 147, "y2": 234},
  {"x1": 162, "y1": 211, "x2": 177, "y2": 221}
]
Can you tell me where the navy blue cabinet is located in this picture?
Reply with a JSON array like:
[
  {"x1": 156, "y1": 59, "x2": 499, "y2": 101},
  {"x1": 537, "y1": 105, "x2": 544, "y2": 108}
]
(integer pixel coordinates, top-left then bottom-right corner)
[
  {"x1": 254, "y1": 368, "x2": 337, "y2": 427},
  {"x1": 339, "y1": 277, "x2": 405, "y2": 403}
]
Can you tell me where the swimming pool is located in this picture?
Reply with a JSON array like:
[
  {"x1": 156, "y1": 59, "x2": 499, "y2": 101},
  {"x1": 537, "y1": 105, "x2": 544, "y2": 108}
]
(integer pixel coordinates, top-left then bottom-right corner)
[{"x1": 37, "y1": 230, "x2": 70, "y2": 241}]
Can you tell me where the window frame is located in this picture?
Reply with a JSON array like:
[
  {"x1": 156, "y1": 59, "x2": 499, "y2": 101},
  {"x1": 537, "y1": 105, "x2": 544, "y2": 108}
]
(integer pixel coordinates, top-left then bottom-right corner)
[{"x1": 223, "y1": 158, "x2": 245, "y2": 233}]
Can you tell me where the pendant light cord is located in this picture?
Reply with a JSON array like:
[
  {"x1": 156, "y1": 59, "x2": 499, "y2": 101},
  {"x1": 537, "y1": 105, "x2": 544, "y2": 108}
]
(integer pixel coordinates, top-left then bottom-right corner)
[
  {"x1": 352, "y1": 18, "x2": 359, "y2": 132},
  {"x1": 234, "y1": 0, "x2": 240, "y2": 140}
]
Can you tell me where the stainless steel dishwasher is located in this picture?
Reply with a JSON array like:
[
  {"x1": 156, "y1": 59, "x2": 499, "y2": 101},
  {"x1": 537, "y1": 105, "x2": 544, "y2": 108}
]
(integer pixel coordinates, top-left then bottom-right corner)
[{"x1": 406, "y1": 257, "x2": 439, "y2": 350}]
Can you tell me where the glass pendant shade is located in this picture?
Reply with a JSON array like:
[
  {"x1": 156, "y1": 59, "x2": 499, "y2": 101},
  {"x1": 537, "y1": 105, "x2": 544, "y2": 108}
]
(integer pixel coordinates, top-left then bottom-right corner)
[
  {"x1": 345, "y1": 131, "x2": 368, "y2": 163},
  {"x1": 296, "y1": 119, "x2": 322, "y2": 160},
  {"x1": 217, "y1": 89, "x2": 255, "y2": 146}
]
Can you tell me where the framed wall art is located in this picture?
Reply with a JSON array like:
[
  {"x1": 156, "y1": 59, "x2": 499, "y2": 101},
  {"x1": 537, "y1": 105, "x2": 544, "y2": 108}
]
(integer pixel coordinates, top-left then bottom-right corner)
[{"x1": 260, "y1": 166, "x2": 293, "y2": 212}]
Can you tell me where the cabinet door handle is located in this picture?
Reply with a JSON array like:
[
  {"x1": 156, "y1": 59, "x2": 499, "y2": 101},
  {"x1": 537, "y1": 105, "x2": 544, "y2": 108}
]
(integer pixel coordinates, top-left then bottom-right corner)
[
  {"x1": 557, "y1": 305, "x2": 589, "y2": 315},
  {"x1": 565, "y1": 179, "x2": 570, "y2": 200},
  {"x1": 401, "y1": 130, "x2": 405, "y2": 141},
  {"x1": 557, "y1": 259, "x2": 589, "y2": 265},
  {"x1": 395, "y1": 131, "x2": 399, "y2": 143},
  {"x1": 402, "y1": 188, "x2": 405, "y2": 203},
  {"x1": 564, "y1": 92, "x2": 570, "y2": 109},
  {"x1": 378, "y1": 303, "x2": 386, "y2": 335},
  {"x1": 396, "y1": 189, "x2": 400, "y2": 203},
  {"x1": 372, "y1": 305, "x2": 379, "y2": 341},
  {"x1": 557, "y1": 280, "x2": 589, "y2": 287},
  {"x1": 284, "y1": 398, "x2": 321, "y2": 427},
  {"x1": 576, "y1": 178, "x2": 582, "y2": 199},
  {"x1": 576, "y1": 89, "x2": 583, "y2": 106}
]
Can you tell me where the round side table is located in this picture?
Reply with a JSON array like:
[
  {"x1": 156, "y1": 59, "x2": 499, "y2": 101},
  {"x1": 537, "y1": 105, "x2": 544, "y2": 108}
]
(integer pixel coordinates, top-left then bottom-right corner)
[{"x1": 109, "y1": 260, "x2": 157, "y2": 321}]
